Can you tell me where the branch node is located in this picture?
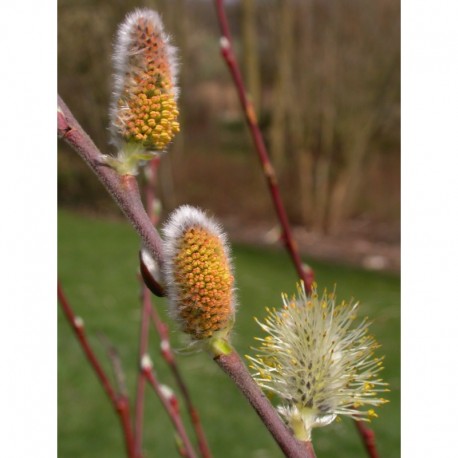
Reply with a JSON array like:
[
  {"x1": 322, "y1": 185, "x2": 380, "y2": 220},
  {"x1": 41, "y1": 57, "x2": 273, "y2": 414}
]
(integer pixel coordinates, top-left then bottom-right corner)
[
  {"x1": 141, "y1": 353, "x2": 153, "y2": 371},
  {"x1": 246, "y1": 101, "x2": 258, "y2": 125},
  {"x1": 219, "y1": 36, "x2": 230, "y2": 50},
  {"x1": 263, "y1": 162, "x2": 277, "y2": 183},
  {"x1": 74, "y1": 316, "x2": 84, "y2": 329}
]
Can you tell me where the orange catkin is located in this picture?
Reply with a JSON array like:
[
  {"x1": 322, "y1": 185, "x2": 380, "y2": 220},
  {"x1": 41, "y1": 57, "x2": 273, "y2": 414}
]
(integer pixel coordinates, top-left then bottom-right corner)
[
  {"x1": 173, "y1": 227, "x2": 233, "y2": 339},
  {"x1": 111, "y1": 9, "x2": 180, "y2": 152},
  {"x1": 163, "y1": 206, "x2": 236, "y2": 341}
]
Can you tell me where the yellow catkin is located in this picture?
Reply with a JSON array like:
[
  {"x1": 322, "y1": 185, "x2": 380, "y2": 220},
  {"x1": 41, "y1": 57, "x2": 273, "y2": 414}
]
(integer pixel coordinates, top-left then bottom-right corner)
[
  {"x1": 114, "y1": 15, "x2": 179, "y2": 150},
  {"x1": 173, "y1": 227, "x2": 233, "y2": 339}
]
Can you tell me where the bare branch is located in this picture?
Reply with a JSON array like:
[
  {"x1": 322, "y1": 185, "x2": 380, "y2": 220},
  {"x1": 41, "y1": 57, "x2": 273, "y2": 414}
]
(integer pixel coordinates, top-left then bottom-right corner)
[
  {"x1": 355, "y1": 420, "x2": 379, "y2": 458},
  {"x1": 140, "y1": 159, "x2": 213, "y2": 458},
  {"x1": 212, "y1": 3, "x2": 380, "y2": 457},
  {"x1": 58, "y1": 281, "x2": 136, "y2": 458},
  {"x1": 57, "y1": 95, "x2": 164, "y2": 268},
  {"x1": 142, "y1": 358, "x2": 198, "y2": 458},
  {"x1": 214, "y1": 350, "x2": 316, "y2": 458},
  {"x1": 97, "y1": 333, "x2": 129, "y2": 397},
  {"x1": 133, "y1": 283, "x2": 152, "y2": 457},
  {"x1": 213, "y1": 0, "x2": 313, "y2": 294}
]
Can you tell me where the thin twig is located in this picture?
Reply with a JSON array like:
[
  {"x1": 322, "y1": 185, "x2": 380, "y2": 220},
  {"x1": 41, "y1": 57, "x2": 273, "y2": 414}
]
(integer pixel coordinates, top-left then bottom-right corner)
[
  {"x1": 212, "y1": 3, "x2": 379, "y2": 457},
  {"x1": 213, "y1": 0, "x2": 313, "y2": 294},
  {"x1": 148, "y1": 299, "x2": 212, "y2": 458},
  {"x1": 134, "y1": 283, "x2": 152, "y2": 458},
  {"x1": 142, "y1": 358, "x2": 198, "y2": 458},
  {"x1": 214, "y1": 350, "x2": 316, "y2": 458},
  {"x1": 57, "y1": 95, "x2": 164, "y2": 268},
  {"x1": 355, "y1": 420, "x2": 379, "y2": 458},
  {"x1": 97, "y1": 332, "x2": 129, "y2": 397},
  {"x1": 58, "y1": 281, "x2": 136, "y2": 458},
  {"x1": 141, "y1": 159, "x2": 213, "y2": 458}
]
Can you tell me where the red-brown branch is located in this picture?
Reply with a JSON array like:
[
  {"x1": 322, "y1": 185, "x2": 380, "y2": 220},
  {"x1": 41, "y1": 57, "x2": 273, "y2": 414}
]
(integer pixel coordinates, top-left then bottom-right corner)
[
  {"x1": 147, "y1": 292, "x2": 213, "y2": 458},
  {"x1": 133, "y1": 284, "x2": 152, "y2": 458},
  {"x1": 142, "y1": 363, "x2": 198, "y2": 458},
  {"x1": 97, "y1": 333, "x2": 129, "y2": 396},
  {"x1": 57, "y1": 95, "x2": 164, "y2": 269},
  {"x1": 214, "y1": 351, "x2": 316, "y2": 458},
  {"x1": 57, "y1": 281, "x2": 136, "y2": 458},
  {"x1": 213, "y1": 0, "x2": 313, "y2": 294},
  {"x1": 355, "y1": 420, "x2": 379, "y2": 458},
  {"x1": 141, "y1": 159, "x2": 213, "y2": 458},
  {"x1": 213, "y1": 2, "x2": 379, "y2": 457}
]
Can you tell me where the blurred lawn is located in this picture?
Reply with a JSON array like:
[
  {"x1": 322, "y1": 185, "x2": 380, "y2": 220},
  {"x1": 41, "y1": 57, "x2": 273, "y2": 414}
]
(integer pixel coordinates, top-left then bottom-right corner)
[{"x1": 58, "y1": 210, "x2": 400, "y2": 458}]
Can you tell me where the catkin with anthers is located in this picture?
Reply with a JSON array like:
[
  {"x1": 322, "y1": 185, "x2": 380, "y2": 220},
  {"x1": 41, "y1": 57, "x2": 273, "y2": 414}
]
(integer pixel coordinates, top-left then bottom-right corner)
[{"x1": 162, "y1": 206, "x2": 236, "y2": 341}]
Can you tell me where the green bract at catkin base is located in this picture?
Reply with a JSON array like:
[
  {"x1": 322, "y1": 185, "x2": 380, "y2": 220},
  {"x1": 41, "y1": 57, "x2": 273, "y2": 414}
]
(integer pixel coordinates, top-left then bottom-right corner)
[
  {"x1": 107, "y1": 9, "x2": 180, "y2": 175},
  {"x1": 247, "y1": 282, "x2": 389, "y2": 441},
  {"x1": 162, "y1": 206, "x2": 237, "y2": 354}
]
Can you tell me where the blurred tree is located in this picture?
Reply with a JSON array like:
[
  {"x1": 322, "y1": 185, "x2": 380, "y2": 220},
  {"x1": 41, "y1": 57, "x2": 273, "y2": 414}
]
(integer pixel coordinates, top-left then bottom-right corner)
[
  {"x1": 58, "y1": 0, "x2": 400, "y2": 238},
  {"x1": 287, "y1": 0, "x2": 400, "y2": 234}
]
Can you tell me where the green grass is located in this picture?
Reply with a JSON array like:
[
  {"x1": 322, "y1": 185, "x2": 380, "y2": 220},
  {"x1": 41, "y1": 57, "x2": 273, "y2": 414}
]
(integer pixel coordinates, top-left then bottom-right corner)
[{"x1": 58, "y1": 210, "x2": 400, "y2": 458}]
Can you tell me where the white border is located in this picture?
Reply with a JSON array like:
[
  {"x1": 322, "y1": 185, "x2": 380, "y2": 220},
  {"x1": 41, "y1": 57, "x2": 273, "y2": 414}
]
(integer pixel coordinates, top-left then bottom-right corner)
[
  {"x1": 402, "y1": 1, "x2": 458, "y2": 455},
  {"x1": 1, "y1": 0, "x2": 57, "y2": 456}
]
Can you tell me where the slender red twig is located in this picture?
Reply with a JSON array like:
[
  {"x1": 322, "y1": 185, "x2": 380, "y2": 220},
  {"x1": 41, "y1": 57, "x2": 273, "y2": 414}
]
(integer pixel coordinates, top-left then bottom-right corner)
[
  {"x1": 142, "y1": 359, "x2": 198, "y2": 458},
  {"x1": 148, "y1": 300, "x2": 212, "y2": 458},
  {"x1": 213, "y1": 0, "x2": 313, "y2": 294},
  {"x1": 57, "y1": 282, "x2": 136, "y2": 458},
  {"x1": 59, "y1": 97, "x2": 211, "y2": 457},
  {"x1": 134, "y1": 158, "x2": 161, "y2": 458},
  {"x1": 141, "y1": 159, "x2": 213, "y2": 458},
  {"x1": 98, "y1": 333, "x2": 129, "y2": 396},
  {"x1": 213, "y1": 3, "x2": 379, "y2": 457},
  {"x1": 214, "y1": 351, "x2": 316, "y2": 458},
  {"x1": 355, "y1": 420, "x2": 379, "y2": 458},
  {"x1": 57, "y1": 95, "x2": 164, "y2": 268},
  {"x1": 133, "y1": 284, "x2": 152, "y2": 458}
]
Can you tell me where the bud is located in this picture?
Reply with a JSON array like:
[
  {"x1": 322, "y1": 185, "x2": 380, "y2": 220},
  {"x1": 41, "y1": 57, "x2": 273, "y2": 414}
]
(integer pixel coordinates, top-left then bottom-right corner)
[
  {"x1": 139, "y1": 248, "x2": 166, "y2": 297},
  {"x1": 162, "y1": 206, "x2": 236, "y2": 342},
  {"x1": 109, "y1": 9, "x2": 180, "y2": 174}
]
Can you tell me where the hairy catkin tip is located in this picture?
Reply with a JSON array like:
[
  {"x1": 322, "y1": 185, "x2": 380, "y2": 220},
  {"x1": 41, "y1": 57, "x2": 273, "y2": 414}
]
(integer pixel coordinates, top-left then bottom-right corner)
[
  {"x1": 110, "y1": 9, "x2": 180, "y2": 153},
  {"x1": 163, "y1": 206, "x2": 236, "y2": 340}
]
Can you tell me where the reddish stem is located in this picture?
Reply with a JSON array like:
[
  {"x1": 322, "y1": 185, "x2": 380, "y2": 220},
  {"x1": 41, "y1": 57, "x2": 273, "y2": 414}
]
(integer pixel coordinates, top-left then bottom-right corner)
[
  {"x1": 58, "y1": 282, "x2": 136, "y2": 458},
  {"x1": 214, "y1": 351, "x2": 316, "y2": 458},
  {"x1": 142, "y1": 159, "x2": 213, "y2": 458},
  {"x1": 57, "y1": 96, "x2": 164, "y2": 268},
  {"x1": 213, "y1": 0, "x2": 312, "y2": 294},
  {"x1": 133, "y1": 284, "x2": 152, "y2": 458},
  {"x1": 355, "y1": 420, "x2": 379, "y2": 458},
  {"x1": 143, "y1": 365, "x2": 198, "y2": 458},
  {"x1": 213, "y1": 3, "x2": 379, "y2": 457},
  {"x1": 149, "y1": 301, "x2": 213, "y2": 458}
]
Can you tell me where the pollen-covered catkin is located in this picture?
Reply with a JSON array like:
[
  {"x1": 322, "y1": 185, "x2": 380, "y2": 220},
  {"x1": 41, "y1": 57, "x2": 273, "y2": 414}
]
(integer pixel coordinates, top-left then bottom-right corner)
[
  {"x1": 247, "y1": 283, "x2": 389, "y2": 441},
  {"x1": 110, "y1": 9, "x2": 180, "y2": 155},
  {"x1": 162, "y1": 206, "x2": 236, "y2": 341}
]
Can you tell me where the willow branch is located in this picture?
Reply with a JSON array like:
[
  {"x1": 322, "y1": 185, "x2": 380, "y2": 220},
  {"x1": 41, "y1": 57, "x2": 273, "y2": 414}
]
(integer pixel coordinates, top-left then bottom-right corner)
[
  {"x1": 133, "y1": 283, "x2": 152, "y2": 458},
  {"x1": 58, "y1": 281, "x2": 136, "y2": 458},
  {"x1": 213, "y1": 0, "x2": 313, "y2": 294},
  {"x1": 142, "y1": 360, "x2": 198, "y2": 458},
  {"x1": 214, "y1": 350, "x2": 315, "y2": 458},
  {"x1": 141, "y1": 159, "x2": 213, "y2": 458},
  {"x1": 213, "y1": 2, "x2": 379, "y2": 457},
  {"x1": 57, "y1": 95, "x2": 164, "y2": 268},
  {"x1": 148, "y1": 297, "x2": 212, "y2": 458},
  {"x1": 355, "y1": 420, "x2": 379, "y2": 458},
  {"x1": 98, "y1": 333, "x2": 129, "y2": 397}
]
